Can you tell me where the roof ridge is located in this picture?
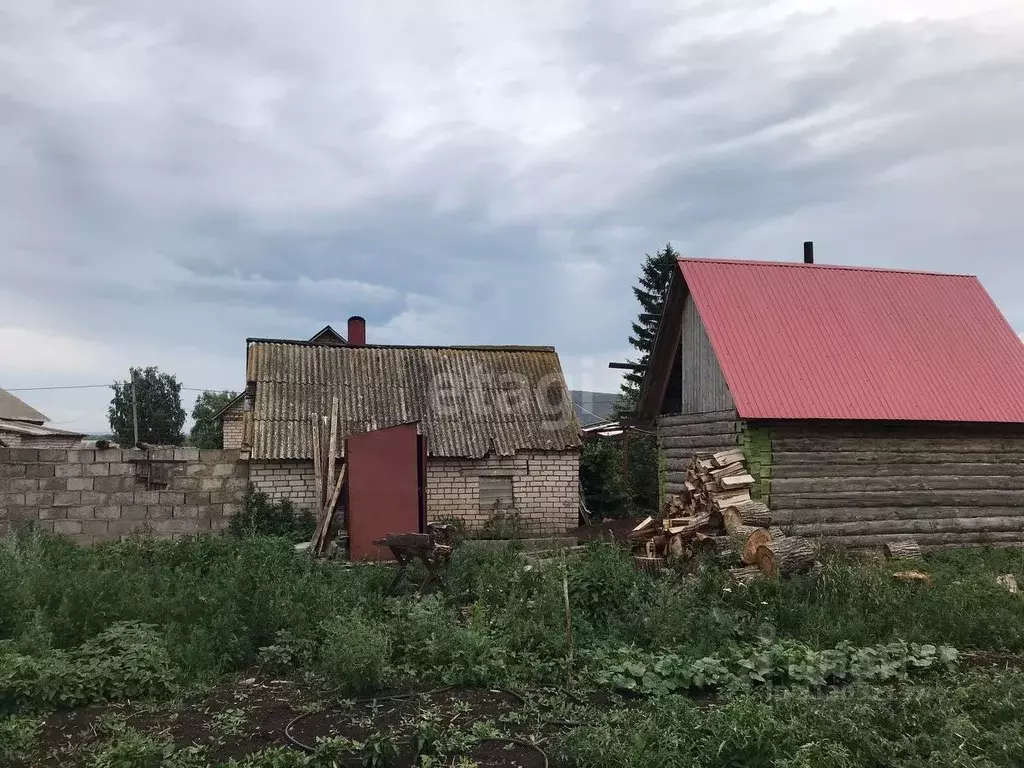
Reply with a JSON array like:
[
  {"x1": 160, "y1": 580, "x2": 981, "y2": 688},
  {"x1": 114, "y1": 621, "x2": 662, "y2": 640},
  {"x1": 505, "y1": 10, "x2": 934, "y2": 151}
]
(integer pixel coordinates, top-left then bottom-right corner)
[
  {"x1": 678, "y1": 257, "x2": 977, "y2": 280},
  {"x1": 246, "y1": 338, "x2": 557, "y2": 352}
]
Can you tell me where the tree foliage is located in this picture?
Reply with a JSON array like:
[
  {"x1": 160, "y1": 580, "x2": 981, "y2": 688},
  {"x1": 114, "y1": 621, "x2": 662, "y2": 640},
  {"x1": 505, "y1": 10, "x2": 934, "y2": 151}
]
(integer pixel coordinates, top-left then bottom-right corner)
[
  {"x1": 582, "y1": 243, "x2": 680, "y2": 518},
  {"x1": 108, "y1": 367, "x2": 186, "y2": 446},
  {"x1": 188, "y1": 390, "x2": 239, "y2": 449},
  {"x1": 618, "y1": 243, "x2": 681, "y2": 410}
]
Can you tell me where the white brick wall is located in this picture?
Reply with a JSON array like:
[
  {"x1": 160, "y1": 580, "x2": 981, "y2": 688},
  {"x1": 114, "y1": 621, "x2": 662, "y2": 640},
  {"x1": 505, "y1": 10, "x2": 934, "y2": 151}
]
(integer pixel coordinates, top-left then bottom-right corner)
[
  {"x1": 249, "y1": 460, "x2": 318, "y2": 510},
  {"x1": 426, "y1": 450, "x2": 579, "y2": 536},
  {"x1": 0, "y1": 431, "x2": 84, "y2": 449},
  {"x1": 222, "y1": 417, "x2": 244, "y2": 450},
  {"x1": 245, "y1": 450, "x2": 581, "y2": 535}
]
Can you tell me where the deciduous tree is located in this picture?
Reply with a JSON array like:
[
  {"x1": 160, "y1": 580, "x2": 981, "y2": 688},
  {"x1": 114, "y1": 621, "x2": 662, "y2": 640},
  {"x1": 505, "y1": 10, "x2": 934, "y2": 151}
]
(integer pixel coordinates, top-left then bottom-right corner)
[
  {"x1": 188, "y1": 390, "x2": 239, "y2": 449},
  {"x1": 108, "y1": 367, "x2": 186, "y2": 446}
]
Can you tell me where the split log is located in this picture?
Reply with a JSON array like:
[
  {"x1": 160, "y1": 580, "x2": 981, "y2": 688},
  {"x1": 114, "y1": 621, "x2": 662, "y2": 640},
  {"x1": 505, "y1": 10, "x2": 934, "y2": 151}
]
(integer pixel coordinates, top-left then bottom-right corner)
[
  {"x1": 710, "y1": 462, "x2": 746, "y2": 480},
  {"x1": 720, "y1": 473, "x2": 755, "y2": 490},
  {"x1": 712, "y1": 448, "x2": 746, "y2": 468},
  {"x1": 729, "y1": 565, "x2": 763, "y2": 585},
  {"x1": 723, "y1": 501, "x2": 771, "y2": 532},
  {"x1": 755, "y1": 537, "x2": 816, "y2": 577},
  {"x1": 996, "y1": 574, "x2": 1019, "y2": 594},
  {"x1": 883, "y1": 539, "x2": 922, "y2": 560},
  {"x1": 631, "y1": 516, "x2": 654, "y2": 533},
  {"x1": 712, "y1": 491, "x2": 752, "y2": 511},
  {"x1": 729, "y1": 525, "x2": 773, "y2": 565}
]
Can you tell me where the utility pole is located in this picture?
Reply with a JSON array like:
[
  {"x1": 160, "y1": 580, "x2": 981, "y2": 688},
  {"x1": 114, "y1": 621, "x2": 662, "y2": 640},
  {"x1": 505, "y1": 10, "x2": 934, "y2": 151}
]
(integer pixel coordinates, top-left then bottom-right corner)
[{"x1": 130, "y1": 369, "x2": 139, "y2": 447}]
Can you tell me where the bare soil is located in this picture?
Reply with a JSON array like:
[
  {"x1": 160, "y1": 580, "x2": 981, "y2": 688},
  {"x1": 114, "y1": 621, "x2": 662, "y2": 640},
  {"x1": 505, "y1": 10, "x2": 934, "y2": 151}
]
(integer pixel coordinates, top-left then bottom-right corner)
[
  {"x1": 571, "y1": 517, "x2": 645, "y2": 546},
  {"x1": 12, "y1": 676, "x2": 596, "y2": 767}
]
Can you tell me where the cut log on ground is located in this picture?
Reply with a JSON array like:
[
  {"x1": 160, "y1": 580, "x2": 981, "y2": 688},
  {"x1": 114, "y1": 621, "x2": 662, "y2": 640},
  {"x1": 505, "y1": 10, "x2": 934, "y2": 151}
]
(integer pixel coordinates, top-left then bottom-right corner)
[
  {"x1": 883, "y1": 539, "x2": 923, "y2": 560},
  {"x1": 635, "y1": 556, "x2": 665, "y2": 573},
  {"x1": 755, "y1": 537, "x2": 816, "y2": 577},
  {"x1": 729, "y1": 525, "x2": 773, "y2": 565},
  {"x1": 723, "y1": 500, "x2": 771, "y2": 532},
  {"x1": 893, "y1": 570, "x2": 932, "y2": 584},
  {"x1": 729, "y1": 565, "x2": 763, "y2": 585},
  {"x1": 666, "y1": 534, "x2": 685, "y2": 563},
  {"x1": 768, "y1": 526, "x2": 786, "y2": 541}
]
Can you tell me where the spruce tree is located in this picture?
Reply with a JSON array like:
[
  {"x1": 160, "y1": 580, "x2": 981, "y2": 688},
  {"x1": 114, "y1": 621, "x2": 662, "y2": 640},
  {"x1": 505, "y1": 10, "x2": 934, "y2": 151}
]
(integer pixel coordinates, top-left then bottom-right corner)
[{"x1": 618, "y1": 243, "x2": 680, "y2": 410}]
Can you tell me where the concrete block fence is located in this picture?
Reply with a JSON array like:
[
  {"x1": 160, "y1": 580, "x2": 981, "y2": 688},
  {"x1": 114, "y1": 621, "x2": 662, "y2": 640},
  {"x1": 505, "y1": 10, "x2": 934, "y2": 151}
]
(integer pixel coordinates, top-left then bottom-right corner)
[{"x1": 0, "y1": 447, "x2": 248, "y2": 545}]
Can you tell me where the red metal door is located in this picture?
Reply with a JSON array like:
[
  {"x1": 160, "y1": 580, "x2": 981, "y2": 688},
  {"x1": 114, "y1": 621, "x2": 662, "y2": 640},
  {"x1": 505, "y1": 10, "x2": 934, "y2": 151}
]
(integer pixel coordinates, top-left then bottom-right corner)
[{"x1": 346, "y1": 423, "x2": 424, "y2": 561}]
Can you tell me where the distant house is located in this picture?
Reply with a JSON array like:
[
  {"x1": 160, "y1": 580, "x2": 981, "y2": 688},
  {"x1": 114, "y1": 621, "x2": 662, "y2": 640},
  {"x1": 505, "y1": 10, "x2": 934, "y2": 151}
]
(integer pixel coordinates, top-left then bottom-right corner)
[
  {"x1": 220, "y1": 317, "x2": 583, "y2": 536},
  {"x1": 0, "y1": 388, "x2": 85, "y2": 449},
  {"x1": 571, "y1": 390, "x2": 619, "y2": 427},
  {"x1": 636, "y1": 257, "x2": 1024, "y2": 550}
]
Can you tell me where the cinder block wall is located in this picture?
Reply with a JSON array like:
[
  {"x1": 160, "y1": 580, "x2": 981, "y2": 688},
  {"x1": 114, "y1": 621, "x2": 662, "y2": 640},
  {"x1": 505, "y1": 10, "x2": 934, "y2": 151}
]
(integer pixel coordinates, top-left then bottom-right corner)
[
  {"x1": 249, "y1": 460, "x2": 318, "y2": 510},
  {"x1": 425, "y1": 450, "x2": 580, "y2": 536},
  {"x1": 0, "y1": 447, "x2": 247, "y2": 545}
]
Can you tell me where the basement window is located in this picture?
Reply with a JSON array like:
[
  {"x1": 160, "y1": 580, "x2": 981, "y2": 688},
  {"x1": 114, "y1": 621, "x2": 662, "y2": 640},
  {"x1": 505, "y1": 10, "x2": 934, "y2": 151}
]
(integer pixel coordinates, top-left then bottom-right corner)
[{"x1": 479, "y1": 475, "x2": 514, "y2": 512}]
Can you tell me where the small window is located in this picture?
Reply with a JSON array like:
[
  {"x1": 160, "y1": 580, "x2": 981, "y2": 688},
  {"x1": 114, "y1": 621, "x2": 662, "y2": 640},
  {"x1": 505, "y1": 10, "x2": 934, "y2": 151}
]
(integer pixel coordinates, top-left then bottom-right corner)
[{"x1": 479, "y1": 475, "x2": 514, "y2": 512}]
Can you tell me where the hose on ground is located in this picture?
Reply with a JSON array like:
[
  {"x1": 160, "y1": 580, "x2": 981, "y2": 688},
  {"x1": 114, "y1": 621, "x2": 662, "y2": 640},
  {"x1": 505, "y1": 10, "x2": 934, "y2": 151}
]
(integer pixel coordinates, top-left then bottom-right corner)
[{"x1": 283, "y1": 685, "x2": 539, "y2": 757}]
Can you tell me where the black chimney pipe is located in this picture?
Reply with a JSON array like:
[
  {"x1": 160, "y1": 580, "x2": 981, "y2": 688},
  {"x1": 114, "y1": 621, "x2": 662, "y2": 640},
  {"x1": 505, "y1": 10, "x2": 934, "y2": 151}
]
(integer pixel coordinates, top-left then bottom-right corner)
[{"x1": 803, "y1": 241, "x2": 814, "y2": 264}]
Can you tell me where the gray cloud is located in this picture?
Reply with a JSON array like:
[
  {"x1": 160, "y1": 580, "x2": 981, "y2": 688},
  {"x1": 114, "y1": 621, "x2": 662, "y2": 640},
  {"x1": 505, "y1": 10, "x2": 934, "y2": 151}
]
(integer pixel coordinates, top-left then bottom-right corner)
[{"x1": 1, "y1": 0, "x2": 1023, "y2": 430}]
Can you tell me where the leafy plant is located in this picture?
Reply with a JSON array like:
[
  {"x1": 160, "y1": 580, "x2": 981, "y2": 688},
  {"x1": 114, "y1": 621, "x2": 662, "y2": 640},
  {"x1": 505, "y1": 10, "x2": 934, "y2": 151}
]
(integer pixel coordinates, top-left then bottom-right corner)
[
  {"x1": 228, "y1": 486, "x2": 316, "y2": 542},
  {"x1": 0, "y1": 715, "x2": 38, "y2": 761},
  {"x1": 479, "y1": 509, "x2": 526, "y2": 540},
  {"x1": 587, "y1": 639, "x2": 960, "y2": 696},
  {"x1": 315, "y1": 614, "x2": 392, "y2": 695}
]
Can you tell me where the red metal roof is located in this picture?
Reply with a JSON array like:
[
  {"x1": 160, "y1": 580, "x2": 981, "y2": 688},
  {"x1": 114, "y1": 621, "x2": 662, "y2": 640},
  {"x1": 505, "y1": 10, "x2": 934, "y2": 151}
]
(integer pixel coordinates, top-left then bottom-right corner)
[{"x1": 679, "y1": 259, "x2": 1024, "y2": 423}]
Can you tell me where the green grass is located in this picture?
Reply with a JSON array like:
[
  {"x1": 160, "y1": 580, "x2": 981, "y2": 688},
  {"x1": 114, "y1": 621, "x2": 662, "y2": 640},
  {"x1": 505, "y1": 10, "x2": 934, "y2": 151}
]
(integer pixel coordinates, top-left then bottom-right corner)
[{"x1": 0, "y1": 528, "x2": 1022, "y2": 765}]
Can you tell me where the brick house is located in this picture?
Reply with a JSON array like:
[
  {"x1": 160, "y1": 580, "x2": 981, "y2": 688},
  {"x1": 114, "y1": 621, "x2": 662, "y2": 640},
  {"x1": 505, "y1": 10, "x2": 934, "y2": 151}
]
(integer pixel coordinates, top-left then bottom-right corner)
[
  {"x1": 0, "y1": 388, "x2": 85, "y2": 449},
  {"x1": 219, "y1": 317, "x2": 583, "y2": 536}
]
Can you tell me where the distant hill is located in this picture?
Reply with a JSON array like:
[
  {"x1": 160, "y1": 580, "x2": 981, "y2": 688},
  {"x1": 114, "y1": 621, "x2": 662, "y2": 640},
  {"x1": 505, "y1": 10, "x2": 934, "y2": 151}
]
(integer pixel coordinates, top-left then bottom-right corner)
[{"x1": 571, "y1": 390, "x2": 618, "y2": 426}]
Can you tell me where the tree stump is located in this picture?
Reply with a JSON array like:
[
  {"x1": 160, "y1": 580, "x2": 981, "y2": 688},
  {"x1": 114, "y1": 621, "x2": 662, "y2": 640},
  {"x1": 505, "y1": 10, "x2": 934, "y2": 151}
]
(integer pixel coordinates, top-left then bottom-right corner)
[
  {"x1": 755, "y1": 537, "x2": 816, "y2": 577},
  {"x1": 723, "y1": 501, "x2": 771, "y2": 532},
  {"x1": 883, "y1": 540, "x2": 922, "y2": 560},
  {"x1": 729, "y1": 525, "x2": 773, "y2": 565},
  {"x1": 729, "y1": 565, "x2": 763, "y2": 586}
]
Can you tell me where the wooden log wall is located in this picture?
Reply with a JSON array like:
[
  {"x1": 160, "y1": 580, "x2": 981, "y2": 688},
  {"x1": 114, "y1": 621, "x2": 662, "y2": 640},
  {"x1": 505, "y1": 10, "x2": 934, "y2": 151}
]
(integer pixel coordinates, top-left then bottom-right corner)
[
  {"x1": 766, "y1": 422, "x2": 1024, "y2": 550},
  {"x1": 656, "y1": 410, "x2": 742, "y2": 497}
]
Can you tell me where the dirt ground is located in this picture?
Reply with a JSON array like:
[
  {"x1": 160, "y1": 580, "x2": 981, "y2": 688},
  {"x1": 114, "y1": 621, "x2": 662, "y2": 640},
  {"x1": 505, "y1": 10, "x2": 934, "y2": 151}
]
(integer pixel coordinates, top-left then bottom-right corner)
[
  {"x1": 571, "y1": 517, "x2": 645, "y2": 545},
  {"x1": 12, "y1": 675, "x2": 607, "y2": 767}
]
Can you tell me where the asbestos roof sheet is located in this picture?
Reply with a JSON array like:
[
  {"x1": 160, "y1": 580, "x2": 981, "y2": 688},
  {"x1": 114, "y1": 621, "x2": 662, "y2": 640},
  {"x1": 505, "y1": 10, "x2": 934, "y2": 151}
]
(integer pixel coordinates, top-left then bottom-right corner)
[
  {"x1": 679, "y1": 259, "x2": 1024, "y2": 423},
  {"x1": 0, "y1": 388, "x2": 48, "y2": 424},
  {"x1": 0, "y1": 419, "x2": 85, "y2": 437},
  {"x1": 246, "y1": 343, "x2": 583, "y2": 459}
]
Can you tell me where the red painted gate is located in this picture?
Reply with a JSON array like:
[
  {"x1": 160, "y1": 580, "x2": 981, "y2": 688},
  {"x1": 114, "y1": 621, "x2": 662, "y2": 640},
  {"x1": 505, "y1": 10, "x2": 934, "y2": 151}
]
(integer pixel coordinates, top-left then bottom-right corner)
[{"x1": 345, "y1": 422, "x2": 426, "y2": 561}]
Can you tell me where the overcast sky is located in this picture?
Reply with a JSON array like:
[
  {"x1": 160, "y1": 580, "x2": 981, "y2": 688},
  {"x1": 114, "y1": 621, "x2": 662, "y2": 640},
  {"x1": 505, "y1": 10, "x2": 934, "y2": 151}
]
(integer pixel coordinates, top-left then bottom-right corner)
[{"x1": 2, "y1": 1, "x2": 1023, "y2": 433}]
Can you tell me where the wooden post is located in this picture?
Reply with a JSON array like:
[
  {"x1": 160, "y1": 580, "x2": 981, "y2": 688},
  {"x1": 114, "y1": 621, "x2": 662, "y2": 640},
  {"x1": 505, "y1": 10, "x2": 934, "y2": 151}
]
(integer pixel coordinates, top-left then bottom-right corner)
[
  {"x1": 311, "y1": 414, "x2": 323, "y2": 511},
  {"x1": 326, "y1": 397, "x2": 339, "y2": 506}
]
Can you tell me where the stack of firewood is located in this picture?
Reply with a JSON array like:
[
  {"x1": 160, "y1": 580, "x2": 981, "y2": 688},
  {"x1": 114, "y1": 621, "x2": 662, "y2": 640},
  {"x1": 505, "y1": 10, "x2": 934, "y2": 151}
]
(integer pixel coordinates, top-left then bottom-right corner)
[{"x1": 628, "y1": 449, "x2": 818, "y2": 583}]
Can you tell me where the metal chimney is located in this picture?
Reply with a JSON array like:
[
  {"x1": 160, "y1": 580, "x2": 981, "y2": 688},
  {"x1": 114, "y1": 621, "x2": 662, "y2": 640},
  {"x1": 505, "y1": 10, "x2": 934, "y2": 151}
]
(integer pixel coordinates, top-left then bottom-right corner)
[{"x1": 803, "y1": 241, "x2": 814, "y2": 264}]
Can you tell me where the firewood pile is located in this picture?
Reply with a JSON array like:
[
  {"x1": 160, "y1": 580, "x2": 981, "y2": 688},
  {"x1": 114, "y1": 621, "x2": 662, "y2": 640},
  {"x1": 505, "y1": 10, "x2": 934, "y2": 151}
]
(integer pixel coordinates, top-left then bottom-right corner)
[{"x1": 628, "y1": 448, "x2": 819, "y2": 583}]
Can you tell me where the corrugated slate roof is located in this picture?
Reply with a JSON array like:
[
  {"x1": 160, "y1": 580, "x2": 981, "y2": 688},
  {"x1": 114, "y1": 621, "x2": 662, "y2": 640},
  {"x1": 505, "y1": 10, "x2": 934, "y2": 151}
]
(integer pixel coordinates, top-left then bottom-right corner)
[
  {"x1": 678, "y1": 258, "x2": 1024, "y2": 423},
  {"x1": 246, "y1": 342, "x2": 582, "y2": 459},
  {"x1": 0, "y1": 419, "x2": 84, "y2": 437},
  {"x1": 0, "y1": 388, "x2": 48, "y2": 424}
]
